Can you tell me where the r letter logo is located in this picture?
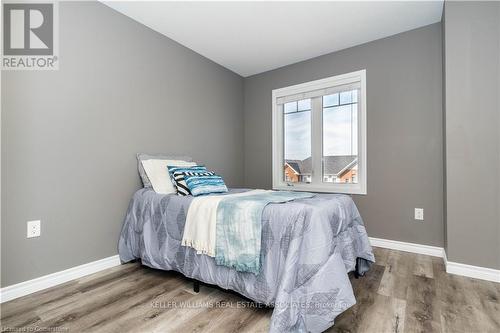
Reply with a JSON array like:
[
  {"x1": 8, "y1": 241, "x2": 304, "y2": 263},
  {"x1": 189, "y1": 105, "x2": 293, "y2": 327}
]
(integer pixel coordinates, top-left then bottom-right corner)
[{"x1": 2, "y1": 1, "x2": 59, "y2": 70}]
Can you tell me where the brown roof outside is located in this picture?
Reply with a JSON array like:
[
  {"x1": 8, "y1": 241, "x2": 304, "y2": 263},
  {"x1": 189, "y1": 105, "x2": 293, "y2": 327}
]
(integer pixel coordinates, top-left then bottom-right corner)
[{"x1": 285, "y1": 155, "x2": 357, "y2": 176}]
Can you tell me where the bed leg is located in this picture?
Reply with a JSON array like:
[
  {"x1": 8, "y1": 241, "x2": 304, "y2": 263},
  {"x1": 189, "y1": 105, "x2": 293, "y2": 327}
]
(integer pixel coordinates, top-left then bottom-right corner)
[
  {"x1": 354, "y1": 258, "x2": 360, "y2": 279},
  {"x1": 193, "y1": 280, "x2": 200, "y2": 293},
  {"x1": 353, "y1": 258, "x2": 368, "y2": 279}
]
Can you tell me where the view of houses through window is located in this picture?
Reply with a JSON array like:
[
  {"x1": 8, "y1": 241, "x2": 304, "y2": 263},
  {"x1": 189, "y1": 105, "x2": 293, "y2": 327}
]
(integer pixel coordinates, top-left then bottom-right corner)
[
  {"x1": 284, "y1": 89, "x2": 359, "y2": 184},
  {"x1": 284, "y1": 98, "x2": 312, "y2": 183}
]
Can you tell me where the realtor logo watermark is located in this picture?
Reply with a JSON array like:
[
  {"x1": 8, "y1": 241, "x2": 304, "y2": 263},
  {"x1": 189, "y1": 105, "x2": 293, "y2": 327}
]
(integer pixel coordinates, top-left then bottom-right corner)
[{"x1": 2, "y1": 1, "x2": 59, "y2": 70}]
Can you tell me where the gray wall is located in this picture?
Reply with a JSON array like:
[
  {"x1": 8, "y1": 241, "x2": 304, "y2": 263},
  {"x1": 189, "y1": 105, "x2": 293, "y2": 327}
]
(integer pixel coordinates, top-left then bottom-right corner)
[
  {"x1": 244, "y1": 24, "x2": 444, "y2": 247},
  {"x1": 1, "y1": 2, "x2": 244, "y2": 286},
  {"x1": 4, "y1": 1, "x2": 498, "y2": 287},
  {"x1": 443, "y1": 2, "x2": 500, "y2": 269}
]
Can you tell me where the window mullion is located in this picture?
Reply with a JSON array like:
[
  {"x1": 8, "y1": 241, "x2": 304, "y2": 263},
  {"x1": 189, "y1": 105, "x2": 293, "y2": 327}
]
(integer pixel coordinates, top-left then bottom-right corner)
[{"x1": 311, "y1": 96, "x2": 323, "y2": 186}]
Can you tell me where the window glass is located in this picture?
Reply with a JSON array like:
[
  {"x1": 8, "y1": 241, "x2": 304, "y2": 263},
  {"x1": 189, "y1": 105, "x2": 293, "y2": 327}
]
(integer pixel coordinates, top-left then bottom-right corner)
[
  {"x1": 283, "y1": 99, "x2": 311, "y2": 183},
  {"x1": 284, "y1": 101, "x2": 297, "y2": 114},
  {"x1": 323, "y1": 93, "x2": 339, "y2": 108},
  {"x1": 322, "y1": 89, "x2": 359, "y2": 184},
  {"x1": 339, "y1": 91, "x2": 352, "y2": 105},
  {"x1": 297, "y1": 99, "x2": 311, "y2": 111}
]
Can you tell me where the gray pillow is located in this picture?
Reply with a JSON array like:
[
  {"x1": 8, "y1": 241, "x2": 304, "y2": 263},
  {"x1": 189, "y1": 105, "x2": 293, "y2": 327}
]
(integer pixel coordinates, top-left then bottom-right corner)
[{"x1": 137, "y1": 153, "x2": 193, "y2": 188}]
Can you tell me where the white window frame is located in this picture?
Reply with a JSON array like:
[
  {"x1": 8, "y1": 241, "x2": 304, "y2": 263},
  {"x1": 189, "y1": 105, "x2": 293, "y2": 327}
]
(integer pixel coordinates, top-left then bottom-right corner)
[{"x1": 272, "y1": 69, "x2": 367, "y2": 195}]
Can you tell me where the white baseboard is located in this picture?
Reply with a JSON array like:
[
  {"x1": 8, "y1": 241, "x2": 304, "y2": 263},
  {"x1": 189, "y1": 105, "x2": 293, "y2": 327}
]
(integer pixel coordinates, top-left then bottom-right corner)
[
  {"x1": 445, "y1": 260, "x2": 500, "y2": 283},
  {"x1": 370, "y1": 237, "x2": 500, "y2": 283},
  {"x1": 0, "y1": 255, "x2": 121, "y2": 303},
  {"x1": 2, "y1": 237, "x2": 498, "y2": 303},
  {"x1": 369, "y1": 237, "x2": 445, "y2": 258}
]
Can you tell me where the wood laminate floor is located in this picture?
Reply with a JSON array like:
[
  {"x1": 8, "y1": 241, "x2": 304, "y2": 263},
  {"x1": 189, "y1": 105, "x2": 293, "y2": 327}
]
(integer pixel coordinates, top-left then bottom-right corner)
[{"x1": 1, "y1": 247, "x2": 499, "y2": 333}]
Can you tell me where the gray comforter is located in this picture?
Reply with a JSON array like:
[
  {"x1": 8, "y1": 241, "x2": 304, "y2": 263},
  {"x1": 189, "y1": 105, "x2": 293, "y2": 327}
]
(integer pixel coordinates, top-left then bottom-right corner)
[{"x1": 118, "y1": 188, "x2": 374, "y2": 332}]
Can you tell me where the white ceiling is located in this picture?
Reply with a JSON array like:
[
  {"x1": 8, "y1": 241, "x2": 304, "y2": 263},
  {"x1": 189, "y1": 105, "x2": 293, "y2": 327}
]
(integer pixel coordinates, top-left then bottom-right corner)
[{"x1": 103, "y1": 1, "x2": 443, "y2": 77}]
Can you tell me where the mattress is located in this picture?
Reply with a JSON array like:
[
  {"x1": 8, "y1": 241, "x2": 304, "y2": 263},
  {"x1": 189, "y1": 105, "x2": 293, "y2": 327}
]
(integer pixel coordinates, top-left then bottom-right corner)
[{"x1": 118, "y1": 188, "x2": 375, "y2": 332}]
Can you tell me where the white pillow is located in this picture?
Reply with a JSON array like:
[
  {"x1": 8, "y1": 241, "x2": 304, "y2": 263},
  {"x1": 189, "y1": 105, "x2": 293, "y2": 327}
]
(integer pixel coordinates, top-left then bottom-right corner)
[{"x1": 141, "y1": 159, "x2": 196, "y2": 194}]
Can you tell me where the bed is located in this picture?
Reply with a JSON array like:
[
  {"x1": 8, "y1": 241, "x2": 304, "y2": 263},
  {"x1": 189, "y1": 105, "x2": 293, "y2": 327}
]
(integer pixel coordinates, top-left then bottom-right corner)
[{"x1": 118, "y1": 188, "x2": 374, "y2": 332}]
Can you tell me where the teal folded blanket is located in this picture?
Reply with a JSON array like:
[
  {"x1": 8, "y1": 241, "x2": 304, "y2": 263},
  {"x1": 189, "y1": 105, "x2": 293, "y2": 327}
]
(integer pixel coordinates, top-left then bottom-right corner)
[{"x1": 215, "y1": 191, "x2": 314, "y2": 274}]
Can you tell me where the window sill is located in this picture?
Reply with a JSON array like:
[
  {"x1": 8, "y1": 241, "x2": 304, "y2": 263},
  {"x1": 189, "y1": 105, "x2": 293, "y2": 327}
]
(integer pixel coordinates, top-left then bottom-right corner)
[{"x1": 273, "y1": 184, "x2": 367, "y2": 195}]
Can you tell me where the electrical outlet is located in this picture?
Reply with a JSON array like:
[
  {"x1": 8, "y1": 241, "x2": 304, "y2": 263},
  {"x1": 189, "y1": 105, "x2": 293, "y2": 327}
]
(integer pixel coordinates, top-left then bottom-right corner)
[
  {"x1": 414, "y1": 208, "x2": 424, "y2": 221},
  {"x1": 27, "y1": 220, "x2": 41, "y2": 238}
]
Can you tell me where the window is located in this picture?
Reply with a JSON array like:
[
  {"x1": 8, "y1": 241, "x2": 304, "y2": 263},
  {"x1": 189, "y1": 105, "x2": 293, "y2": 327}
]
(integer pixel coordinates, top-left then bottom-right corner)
[{"x1": 272, "y1": 70, "x2": 367, "y2": 194}]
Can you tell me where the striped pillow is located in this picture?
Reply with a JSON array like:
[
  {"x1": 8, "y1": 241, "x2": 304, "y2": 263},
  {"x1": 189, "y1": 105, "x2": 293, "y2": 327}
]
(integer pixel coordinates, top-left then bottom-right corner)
[
  {"x1": 167, "y1": 165, "x2": 208, "y2": 194},
  {"x1": 183, "y1": 173, "x2": 228, "y2": 196},
  {"x1": 172, "y1": 171, "x2": 214, "y2": 196}
]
